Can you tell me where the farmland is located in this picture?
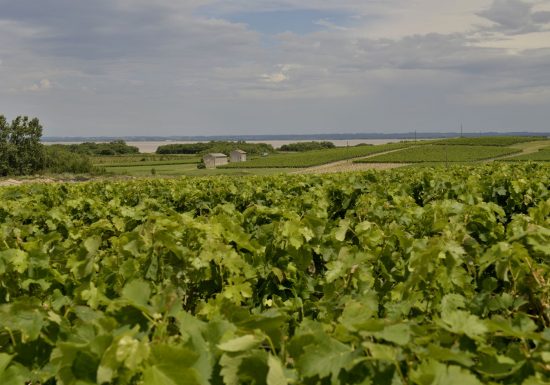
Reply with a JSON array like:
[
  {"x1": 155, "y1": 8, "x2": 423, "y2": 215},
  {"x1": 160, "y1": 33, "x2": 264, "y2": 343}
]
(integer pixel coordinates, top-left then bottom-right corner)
[
  {"x1": 93, "y1": 154, "x2": 201, "y2": 165},
  {"x1": 50, "y1": 137, "x2": 550, "y2": 177},
  {"x1": 356, "y1": 145, "x2": 520, "y2": 163},
  {"x1": 221, "y1": 142, "x2": 411, "y2": 168},
  {"x1": 102, "y1": 162, "x2": 288, "y2": 177},
  {"x1": 1, "y1": 163, "x2": 549, "y2": 384},
  {"x1": 506, "y1": 146, "x2": 550, "y2": 162},
  {"x1": 42, "y1": 137, "x2": 549, "y2": 178},
  {"x1": 93, "y1": 155, "x2": 201, "y2": 176},
  {"x1": 431, "y1": 136, "x2": 548, "y2": 146}
]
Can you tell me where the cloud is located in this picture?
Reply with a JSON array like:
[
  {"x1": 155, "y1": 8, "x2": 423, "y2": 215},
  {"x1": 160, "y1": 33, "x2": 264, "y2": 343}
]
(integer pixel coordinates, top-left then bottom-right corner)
[
  {"x1": 27, "y1": 79, "x2": 52, "y2": 92},
  {"x1": 477, "y1": 0, "x2": 550, "y2": 34},
  {"x1": 262, "y1": 72, "x2": 288, "y2": 83},
  {"x1": 0, "y1": 0, "x2": 549, "y2": 135}
]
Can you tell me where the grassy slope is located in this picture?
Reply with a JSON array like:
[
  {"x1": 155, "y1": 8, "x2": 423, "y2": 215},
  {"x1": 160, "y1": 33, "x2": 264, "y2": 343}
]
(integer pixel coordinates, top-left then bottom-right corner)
[
  {"x1": 506, "y1": 146, "x2": 550, "y2": 161},
  {"x1": 355, "y1": 145, "x2": 520, "y2": 163},
  {"x1": 93, "y1": 154, "x2": 200, "y2": 165},
  {"x1": 104, "y1": 163, "x2": 291, "y2": 176},
  {"x1": 431, "y1": 136, "x2": 548, "y2": 146}
]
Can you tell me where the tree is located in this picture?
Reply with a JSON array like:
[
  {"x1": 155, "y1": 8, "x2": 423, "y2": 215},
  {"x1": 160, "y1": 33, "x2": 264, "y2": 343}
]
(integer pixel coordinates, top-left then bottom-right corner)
[
  {"x1": 0, "y1": 115, "x2": 45, "y2": 176},
  {"x1": 0, "y1": 115, "x2": 10, "y2": 175}
]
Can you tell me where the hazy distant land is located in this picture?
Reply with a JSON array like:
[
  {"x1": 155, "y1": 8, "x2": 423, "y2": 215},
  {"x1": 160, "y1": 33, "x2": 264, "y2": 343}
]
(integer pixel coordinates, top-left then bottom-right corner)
[{"x1": 42, "y1": 132, "x2": 549, "y2": 153}]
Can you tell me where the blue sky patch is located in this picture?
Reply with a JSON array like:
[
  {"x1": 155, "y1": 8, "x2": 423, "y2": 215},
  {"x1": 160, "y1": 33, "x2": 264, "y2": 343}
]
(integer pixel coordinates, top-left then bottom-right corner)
[{"x1": 200, "y1": 8, "x2": 353, "y2": 35}]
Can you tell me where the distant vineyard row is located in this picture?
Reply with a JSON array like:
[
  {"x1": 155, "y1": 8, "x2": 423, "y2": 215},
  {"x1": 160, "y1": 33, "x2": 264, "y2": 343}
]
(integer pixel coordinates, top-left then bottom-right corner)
[
  {"x1": 431, "y1": 136, "x2": 548, "y2": 147},
  {"x1": 506, "y1": 146, "x2": 550, "y2": 162},
  {"x1": 355, "y1": 145, "x2": 521, "y2": 163}
]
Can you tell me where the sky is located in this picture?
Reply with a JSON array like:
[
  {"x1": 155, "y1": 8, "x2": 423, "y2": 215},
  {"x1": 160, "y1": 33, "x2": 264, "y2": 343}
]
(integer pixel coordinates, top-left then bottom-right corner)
[{"x1": 0, "y1": 0, "x2": 550, "y2": 136}]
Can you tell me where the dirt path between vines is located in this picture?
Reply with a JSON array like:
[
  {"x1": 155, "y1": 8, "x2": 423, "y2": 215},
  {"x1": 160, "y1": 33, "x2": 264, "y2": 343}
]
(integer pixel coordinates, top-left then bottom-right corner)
[
  {"x1": 0, "y1": 178, "x2": 57, "y2": 187},
  {"x1": 0, "y1": 176, "x2": 96, "y2": 187},
  {"x1": 292, "y1": 148, "x2": 412, "y2": 174}
]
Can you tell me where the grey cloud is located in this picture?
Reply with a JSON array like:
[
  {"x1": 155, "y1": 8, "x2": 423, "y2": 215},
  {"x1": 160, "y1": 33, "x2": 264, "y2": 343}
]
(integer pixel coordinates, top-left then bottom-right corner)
[
  {"x1": 269, "y1": 26, "x2": 550, "y2": 111},
  {"x1": 0, "y1": 0, "x2": 549, "y2": 135},
  {"x1": 532, "y1": 10, "x2": 550, "y2": 23},
  {"x1": 0, "y1": 0, "x2": 258, "y2": 60},
  {"x1": 477, "y1": 0, "x2": 550, "y2": 34}
]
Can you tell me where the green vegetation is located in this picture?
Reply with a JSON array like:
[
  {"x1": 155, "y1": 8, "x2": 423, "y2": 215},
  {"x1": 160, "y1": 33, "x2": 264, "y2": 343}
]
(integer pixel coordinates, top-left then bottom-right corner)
[
  {"x1": 156, "y1": 142, "x2": 214, "y2": 154},
  {"x1": 505, "y1": 146, "x2": 550, "y2": 161},
  {"x1": 102, "y1": 163, "x2": 287, "y2": 177},
  {"x1": 156, "y1": 141, "x2": 274, "y2": 155},
  {"x1": 95, "y1": 154, "x2": 202, "y2": 176},
  {"x1": 92, "y1": 153, "x2": 200, "y2": 165},
  {"x1": 43, "y1": 146, "x2": 95, "y2": 174},
  {"x1": 104, "y1": 159, "x2": 200, "y2": 167},
  {"x1": 50, "y1": 140, "x2": 140, "y2": 156},
  {"x1": 356, "y1": 145, "x2": 520, "y2": 163},
  {"x1": 223, "y1": 142, "x2": 410, "y2": 168},
  {"x1": 432, "y1": 136, "x2": 547, "y2": 146},
  {"x1": 103, "y1": 162, "x2": 199, "y2": 176},
  {"x1": 98, "y1": 158, "x2": 200, "y2": 168},
  {"x1": 279, "y1": 141, "x2": 336, "y2": 151},
  {"x1": 0, "y1": 164, "x2": 549, "y2": 384},
  {"x1": 0, "y1": 115, "x2": 45, "y2": 176},
  {"x1": 1, "y1": 115, "x2": 97, "y2": 176}
]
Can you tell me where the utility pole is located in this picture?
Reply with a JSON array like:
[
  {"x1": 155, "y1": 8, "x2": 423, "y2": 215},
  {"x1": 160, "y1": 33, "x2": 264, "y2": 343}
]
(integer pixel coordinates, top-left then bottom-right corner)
[
  {"x1": 460, "y1": 123, "x2": 463, "y2": 138},
  {"x1": 414, "y1": 130, "x2": 417, "y2": 142}
]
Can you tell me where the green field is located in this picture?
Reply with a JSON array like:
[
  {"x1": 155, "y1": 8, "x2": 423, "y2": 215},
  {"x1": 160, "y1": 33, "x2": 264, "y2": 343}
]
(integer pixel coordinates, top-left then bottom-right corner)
[
  {"x1": 103, "y1": 163, "x2": 288, "y2": 177},
  {"x1": 222, "y1": 142, "x2": 411, "y2": 168},
  {"x1": 431, "y1": 136, "x2": 547, "y2": 146},
  {"x1": 89, "y1": 138, "x2": 550, "y2": 176},
  {"x1": 356, "y1": 145, "x2": 520, "y2": 163},
  {"x1": 99, "y1": 159, "x2": 200, "y2": 168},
  {"x1": 93, "y1": 154, "x2": 200, "y2": 165},
  {"x1": 0, "y1": 164, "x2": 549, "y2": 384},
  {"x1": 95, "y1": 154, "x2": 201, "y2": 176},
  {"x1": 102, "y1": 163, "x2": 198, "y2": 176},
  {"x1": 505, "y1": 146, "x2": 550, "y2": 161}
]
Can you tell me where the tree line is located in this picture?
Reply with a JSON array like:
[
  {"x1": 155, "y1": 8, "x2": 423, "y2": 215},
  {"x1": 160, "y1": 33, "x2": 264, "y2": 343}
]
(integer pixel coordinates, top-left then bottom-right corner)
[
  {"x1": 50, "y1": 140, "x2": 139, "y2": 156},
  {"x1": 279, "y1": 141, "x2": 336, "y2": 151},
  {"x1": 156, "y1": 141, "x2": 275, "y2": 155},
  {"x1": 1, "y1": 115, "x2": 150, "y2": 177}
]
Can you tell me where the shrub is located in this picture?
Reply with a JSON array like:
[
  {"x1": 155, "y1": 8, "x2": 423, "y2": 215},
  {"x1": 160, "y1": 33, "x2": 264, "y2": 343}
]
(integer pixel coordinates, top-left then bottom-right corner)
[{"x1": 43, "y1": 146, "x2": 95, "y2": 174}]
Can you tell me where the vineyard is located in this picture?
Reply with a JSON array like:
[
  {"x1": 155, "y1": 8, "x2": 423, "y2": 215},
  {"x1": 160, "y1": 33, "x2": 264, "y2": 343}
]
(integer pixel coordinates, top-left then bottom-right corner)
[
  {"x1": 506, "y1": 147, "x2": 550, "y2": 162},
  {"x1": 221, "y1": 142, "x2": 410, "y2": 168},
  {"x1": 431, "y1": 136, "x2": 548, "y2": 147},
  {"x1": 1, "y1": 164, "x2": 549, "y2": 385},
  {"x1": 94, "y1": 156, "x2": 200, "y2": 167},
  {"x1": 356, "y1": 145, "x2": 521, "y2": 163}
]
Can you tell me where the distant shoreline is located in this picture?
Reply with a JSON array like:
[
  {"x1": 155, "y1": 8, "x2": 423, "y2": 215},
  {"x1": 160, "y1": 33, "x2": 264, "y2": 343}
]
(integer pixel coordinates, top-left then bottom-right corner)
[
  {"x1": 44, "y1": 139, "x2": 412, "y2": 153},
  {"x1": 42, "y1": 131, "x2": 549, "y2": 143}
]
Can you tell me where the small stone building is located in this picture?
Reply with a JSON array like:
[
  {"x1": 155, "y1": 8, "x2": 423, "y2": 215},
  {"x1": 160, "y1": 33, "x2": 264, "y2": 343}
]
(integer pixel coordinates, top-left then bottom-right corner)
[
  {"x1": 203, "y1": 153, "x2": 228, "y2": 168},
  {"x1": 230, "y1": 149, "x2": 247, "y2": 163}
]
